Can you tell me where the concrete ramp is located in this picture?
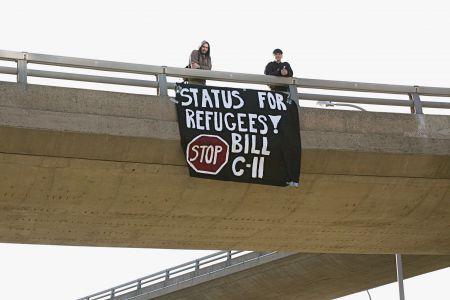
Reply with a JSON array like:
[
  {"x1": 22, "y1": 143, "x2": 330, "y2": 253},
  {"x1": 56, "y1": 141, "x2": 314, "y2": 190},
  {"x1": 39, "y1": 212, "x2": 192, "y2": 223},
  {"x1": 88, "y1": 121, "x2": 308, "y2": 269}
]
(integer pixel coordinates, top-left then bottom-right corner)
[
  {"x1": 81, "y1": 252, "x2": 450, "y2": 300},
  {"x1": 0, "y1": 82, "x2": 449, "y2": 254}
]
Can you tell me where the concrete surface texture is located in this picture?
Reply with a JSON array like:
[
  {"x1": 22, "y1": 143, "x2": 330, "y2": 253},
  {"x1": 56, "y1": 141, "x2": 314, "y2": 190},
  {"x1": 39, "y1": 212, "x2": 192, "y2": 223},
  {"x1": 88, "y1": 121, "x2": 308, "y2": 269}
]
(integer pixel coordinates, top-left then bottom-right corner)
[{"x1": 0, "y1": 82, "x2": 449, "y2": 254}]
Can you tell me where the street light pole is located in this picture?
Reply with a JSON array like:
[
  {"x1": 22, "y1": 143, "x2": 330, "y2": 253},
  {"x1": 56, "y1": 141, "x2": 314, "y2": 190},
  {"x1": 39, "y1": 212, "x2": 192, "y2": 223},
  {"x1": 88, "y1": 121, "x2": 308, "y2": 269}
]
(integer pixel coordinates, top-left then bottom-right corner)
[
  {"x1": 318, "y1": 100, "x2": 407, "y2": 300},
  {"x1": 396, "y1": 254, "x2": 406, "y2": 300},
  {"x1": 316, "y1": 100, "x2": 367, "y2": 111}
]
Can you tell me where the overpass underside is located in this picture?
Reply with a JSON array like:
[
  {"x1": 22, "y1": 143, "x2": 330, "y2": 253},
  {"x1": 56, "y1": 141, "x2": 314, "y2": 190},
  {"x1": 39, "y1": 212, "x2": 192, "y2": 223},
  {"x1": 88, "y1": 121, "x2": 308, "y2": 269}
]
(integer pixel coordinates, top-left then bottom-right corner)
[{"x1": 0, "y1": 82, "x2": 449, "y2": 254}]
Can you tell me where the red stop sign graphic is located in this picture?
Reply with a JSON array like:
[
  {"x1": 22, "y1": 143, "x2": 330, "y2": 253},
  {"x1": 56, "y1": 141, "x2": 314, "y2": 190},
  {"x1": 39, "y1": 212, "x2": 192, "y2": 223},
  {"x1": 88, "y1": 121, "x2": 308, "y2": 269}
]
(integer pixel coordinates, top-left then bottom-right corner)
[{"x1": 186, "y1": 134, "x2": 229, "y2": 175}]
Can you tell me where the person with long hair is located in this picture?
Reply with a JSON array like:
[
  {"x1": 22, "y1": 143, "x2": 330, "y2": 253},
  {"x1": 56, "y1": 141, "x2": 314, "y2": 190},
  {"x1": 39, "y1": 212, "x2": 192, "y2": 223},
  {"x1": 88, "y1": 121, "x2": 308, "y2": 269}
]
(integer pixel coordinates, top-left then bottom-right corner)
[{"x1": 187, "y1": 40, "x2": 212, "y2": 85}]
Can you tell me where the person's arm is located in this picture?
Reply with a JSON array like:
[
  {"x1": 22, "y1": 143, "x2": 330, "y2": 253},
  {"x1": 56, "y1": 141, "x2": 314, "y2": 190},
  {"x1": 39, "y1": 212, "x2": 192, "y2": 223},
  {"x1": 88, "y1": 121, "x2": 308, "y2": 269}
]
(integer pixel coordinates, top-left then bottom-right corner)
[
  {"x1": 190, "y1": 50, "x2": 200, "y2": 68},
  {"x1": 200, "y1": 57, "x2": 212, "y2": 70},
  {"x1": 264, "y1": 62, "x2": 280, "y2": 76},
  {"x1": 284, "y1": 62, "x2": 293, "y2": 77}
]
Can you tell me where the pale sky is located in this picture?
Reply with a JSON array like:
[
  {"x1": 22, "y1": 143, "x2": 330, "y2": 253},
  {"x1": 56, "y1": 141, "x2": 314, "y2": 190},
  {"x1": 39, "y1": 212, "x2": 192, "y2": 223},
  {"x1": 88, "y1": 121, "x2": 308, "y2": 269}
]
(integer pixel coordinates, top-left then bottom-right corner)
[{"x1": 1, "y1": 0, "x2": 449, "y2": 299}]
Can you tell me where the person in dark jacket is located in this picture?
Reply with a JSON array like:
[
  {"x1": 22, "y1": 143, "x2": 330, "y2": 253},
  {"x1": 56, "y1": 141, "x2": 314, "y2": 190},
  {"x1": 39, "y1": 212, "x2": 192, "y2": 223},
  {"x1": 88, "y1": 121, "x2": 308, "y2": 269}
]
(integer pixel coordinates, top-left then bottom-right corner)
[
  {"x1": 264, "y1": 48, "x2": 293, "y2": 91},
  {"x1": 187, "y1": 40, "x2": 212, "y2": 85}
]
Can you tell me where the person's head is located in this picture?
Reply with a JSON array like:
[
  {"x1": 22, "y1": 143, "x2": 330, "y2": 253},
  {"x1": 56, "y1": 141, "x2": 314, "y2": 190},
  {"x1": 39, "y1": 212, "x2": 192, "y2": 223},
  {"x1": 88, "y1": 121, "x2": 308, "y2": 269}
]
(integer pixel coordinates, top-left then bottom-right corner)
[
  {"x1": 198, "y1": 40, "x2": 211, "y2": 57},
  {"x1": 273, "y1": 48, "x2": 283, "y2": 62}
]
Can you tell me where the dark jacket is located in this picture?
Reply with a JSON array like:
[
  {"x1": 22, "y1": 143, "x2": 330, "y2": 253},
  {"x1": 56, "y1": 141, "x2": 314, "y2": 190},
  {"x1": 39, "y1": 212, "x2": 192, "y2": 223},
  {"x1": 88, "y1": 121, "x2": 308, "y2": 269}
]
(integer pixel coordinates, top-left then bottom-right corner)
[
  {"x1": 264, "y1": 61, "x2": 293, "y2": 91},
  {"x1": 264, "y1": 61, "x2": 293, "y2": 77}
]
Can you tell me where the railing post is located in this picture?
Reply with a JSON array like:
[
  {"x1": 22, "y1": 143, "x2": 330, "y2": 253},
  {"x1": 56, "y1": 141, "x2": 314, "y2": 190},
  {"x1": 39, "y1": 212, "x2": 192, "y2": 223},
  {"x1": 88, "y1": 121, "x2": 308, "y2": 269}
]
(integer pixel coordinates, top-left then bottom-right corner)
[
  {"x1": 288, "y1": 84, "x2": 299, "y2": 106},
  {"x1": 17, "y1": 55, "x2": 27, "y2": 86},
  {"x1": 195, "y1": 260, "x2": 200, "y2": 271},
  {"x1": 157, "y1": 73, "x2": 168, "y2": 96},
  {"x1": 409, "y1": 87, "x2": 423, "y2": 114},
  {"x1": 165, "y1": 269, "x2": 170, "y2": 280},
  {"x1": 110, "y1": 288, "x2": 114, "y2": 299},
  {"x1": 137, "y1": 279, "x2": 142, "y2": 290},
  {"x1": 226, "y1": 250, "x2": 232, "y2": 266}
]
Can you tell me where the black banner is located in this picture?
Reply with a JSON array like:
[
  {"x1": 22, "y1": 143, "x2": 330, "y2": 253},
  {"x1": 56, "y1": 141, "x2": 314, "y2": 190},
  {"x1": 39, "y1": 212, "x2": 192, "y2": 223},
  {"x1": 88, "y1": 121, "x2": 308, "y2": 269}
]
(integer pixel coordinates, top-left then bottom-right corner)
[{"x1": 175, "y1": 83, "x2": 301, "y2": 187}]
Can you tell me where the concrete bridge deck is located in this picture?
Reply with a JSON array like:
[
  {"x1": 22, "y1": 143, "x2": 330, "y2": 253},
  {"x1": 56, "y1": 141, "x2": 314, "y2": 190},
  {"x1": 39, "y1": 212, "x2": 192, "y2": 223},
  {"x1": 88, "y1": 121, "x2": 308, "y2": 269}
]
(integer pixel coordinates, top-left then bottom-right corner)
[
  {"x1": 128, "y1": 254, "x2": 450, "y2": 300},
  {"x1": 82, "y1": 251, "x2": 450, "y2": 300},
  {"x1": 0, "y1": 82, "x2": 449, "y2": 254}
]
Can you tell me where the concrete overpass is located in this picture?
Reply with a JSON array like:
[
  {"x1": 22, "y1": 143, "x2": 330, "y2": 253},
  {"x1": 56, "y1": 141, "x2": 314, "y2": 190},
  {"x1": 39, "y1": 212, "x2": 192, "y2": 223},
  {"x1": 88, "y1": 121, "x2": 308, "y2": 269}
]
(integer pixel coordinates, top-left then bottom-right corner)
[
  {"x1": 0, "y1": 80, "x2": 449, "y2": 254},
  {"x1": 1, "y1": 50, "x2": 450, "y2": 300},
  {"x1": 80, "y1": 251, "x2": 450, "y2": 300}
]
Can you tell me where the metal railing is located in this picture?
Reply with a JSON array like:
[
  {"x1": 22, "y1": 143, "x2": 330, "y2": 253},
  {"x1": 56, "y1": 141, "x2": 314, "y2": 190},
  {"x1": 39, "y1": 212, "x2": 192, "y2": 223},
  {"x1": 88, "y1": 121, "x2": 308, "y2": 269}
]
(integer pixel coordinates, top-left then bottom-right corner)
[
  {"x1": 1, "y1": 49, "x2": 450, "y2": 114},
  {"x1": 78, "y1": 250, "x2": 278, "y2": 300}
]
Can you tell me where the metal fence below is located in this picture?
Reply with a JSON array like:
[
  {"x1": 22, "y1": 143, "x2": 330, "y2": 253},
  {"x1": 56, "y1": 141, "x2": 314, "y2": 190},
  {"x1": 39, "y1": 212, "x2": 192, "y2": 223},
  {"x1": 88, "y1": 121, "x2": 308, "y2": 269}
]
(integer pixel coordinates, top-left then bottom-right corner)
[{"x1": 78, "y1": 250, "x2": 285, "y2": 300}]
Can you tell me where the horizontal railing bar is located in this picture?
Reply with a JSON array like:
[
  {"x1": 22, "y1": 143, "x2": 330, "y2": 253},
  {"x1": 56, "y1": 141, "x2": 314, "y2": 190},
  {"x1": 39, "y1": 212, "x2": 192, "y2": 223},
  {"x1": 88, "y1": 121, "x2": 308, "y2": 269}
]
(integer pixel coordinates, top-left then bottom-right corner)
[
  {"x1": 139, "y1": 271, "x2": 166, "y2": 285},
  {"x1": 97, "y1": 273, "x2": 163, "y2": 295},
  {"x1": 79, "y1": 251, "x2": 245, "y2": 300},
  {"x1": 296, "y1": 78, "x2": 416, "y2": 94},
  {"x1": 0, "y1": 66, "x2": 17, "y2": 75},
  {"x1": 27, "y1": 69, "x2": 158, "y2": 88},
  {"x1": 169, "y1": 264, "x2": 197, "y2": 276},
  {"x1": 2, "y1": 49, "x2": 450, "y2": 114},
  {"x1": 193, "y1": 250, "x2": 230, "y2": 261},
  {"x1": 141, "y1": 274, "x2": 166, "y2": 285},
  {"x1": 114, "y1": 284, "x2": 138, "y2": 294},
  {"x1": 421, "y1": 100, "x2": 450, "y2": 109},
  {"x1": 88, "y1": 291, "x2": 110, "y2": 299},
  {"x1": 80, "y1": 251, "x2": 281, "y2": 300},
  {"x1": 26, "y1": 52, "x2": 164, "y2": 75},
  {"x1": 90, "y1": 294, "x2": 110, "y2": 300},
  {"x1": 415, "y1": 86, "x2": 450, "y2": 97},
  {"x1": 193, "y1": 253, "x2": 227, "y2": 267},
  {"x1": 299, "y1": 93, "x2": 413, "y2": 107},
  {"x1": 169, "y1": 251, "x2": 242, "y2": 276},
  {"x1": 125, "y1": 252, "x2": 283, "y2": 300},
  {"x1": 0, "y1": 50, "x2": 25, "y2": 61},
  {"x1": 165, "y1": 66, "x2": 293, "y2": 85},
  {"x1": 164, "y1": 260, "x2": 198, "y2": 273},
  {"x1": 197, "y1": 253, "x2": 232, "y2": 266},
  {"x1": 79, "y1": 251, "x2": 231, "y2": 299},
  {"x1": 162, "y1": 251, "x2": 231, "y2": 276},
  {"x1": 83, "y1": 276, "x2": 157, "y2": 299}
]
